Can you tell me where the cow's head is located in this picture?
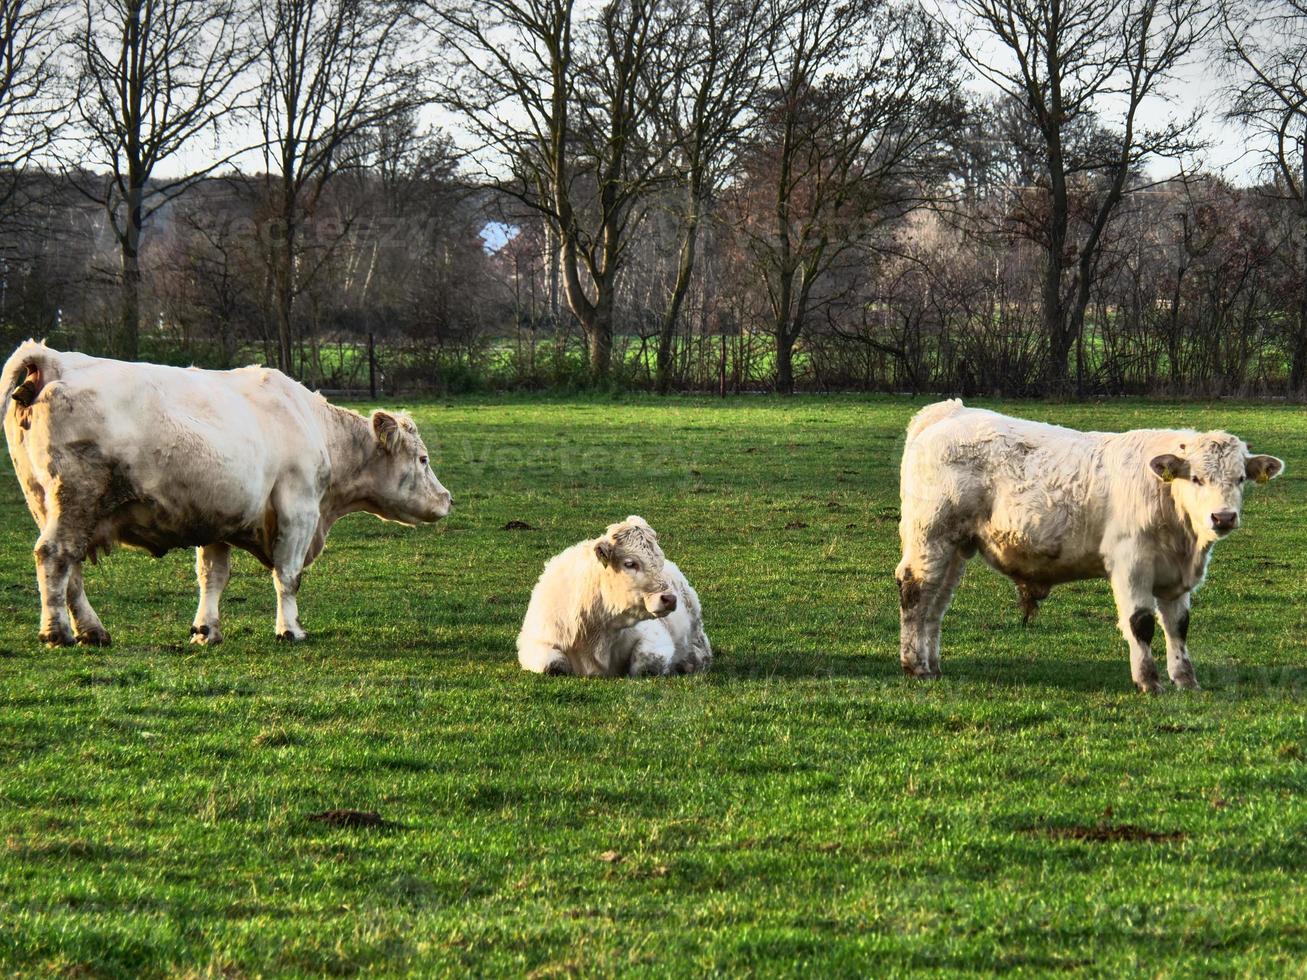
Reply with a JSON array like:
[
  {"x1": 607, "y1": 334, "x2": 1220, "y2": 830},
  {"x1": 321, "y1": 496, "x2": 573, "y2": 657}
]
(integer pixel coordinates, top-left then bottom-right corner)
[
  {"x1": 1149, "y1": 432, "x2": 1283, "y2": 540},
  {"x1": 593, "y1": 515, "x2": 677, "y2": 622},
  {"x1": 366, "y1": 410, "x2": 452, "y2": 524}
]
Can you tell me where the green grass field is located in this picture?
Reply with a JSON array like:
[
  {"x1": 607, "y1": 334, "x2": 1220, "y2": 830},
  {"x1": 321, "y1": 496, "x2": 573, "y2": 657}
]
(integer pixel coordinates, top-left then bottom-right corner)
[{"x1": 1, "y1": 397, "x2": 1305, "y2": 977}]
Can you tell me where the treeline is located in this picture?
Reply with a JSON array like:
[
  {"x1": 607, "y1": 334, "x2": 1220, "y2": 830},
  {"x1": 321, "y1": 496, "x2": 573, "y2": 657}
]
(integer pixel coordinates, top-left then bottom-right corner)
[{"x1": 0, "y1": 0, "x2": 1304, "y2": 396}]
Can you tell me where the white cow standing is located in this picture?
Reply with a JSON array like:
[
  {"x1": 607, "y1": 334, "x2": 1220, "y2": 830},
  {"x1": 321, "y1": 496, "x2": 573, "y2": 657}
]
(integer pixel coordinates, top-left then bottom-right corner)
[
  {"x1": 896, "y1": 400, "x2": 1284, "y2": 692},
  {"x1": 517, "y1": 516, "x2": 712, "y2": 677},
  {"x1": 1, "y1": 341, "x2": 452, "y2": 647}
]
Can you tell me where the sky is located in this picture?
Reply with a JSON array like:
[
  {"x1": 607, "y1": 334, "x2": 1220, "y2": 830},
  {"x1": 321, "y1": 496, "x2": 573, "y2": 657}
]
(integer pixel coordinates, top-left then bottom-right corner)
[{"x1": 157, "y1": 9, "x2": 1267, "y2": 188}]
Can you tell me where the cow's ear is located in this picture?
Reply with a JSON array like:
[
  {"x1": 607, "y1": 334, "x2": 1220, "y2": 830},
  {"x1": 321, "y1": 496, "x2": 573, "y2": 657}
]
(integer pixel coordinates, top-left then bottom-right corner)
[
  {"x1": 1149, "y1": 453, "x2": 1190, "y2": 482},
  {"x1": 594, "y1": 539, "x2": 613, "y2": 567},
  {"x1": 1246, "y1": 454, "x2": 1284, "y2": 484},
  {"x1": 371, "y1": 410, "x2": 400, "y2": 452}
]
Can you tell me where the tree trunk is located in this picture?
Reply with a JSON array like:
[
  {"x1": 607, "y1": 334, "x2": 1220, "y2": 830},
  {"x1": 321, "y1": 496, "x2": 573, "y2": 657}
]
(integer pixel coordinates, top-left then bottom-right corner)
[
  {"x1": 274, "y1": 181, "x2": 296, "y2": 376},
  {"x1": 1291, "y1": 292, "x2": 1307, "y2": 397},
  {"x1": 1293, "y1": 220, "x2": 1307, "y2": 396},
  {"x1": 1042, "y1": 201, "x2": 1070, "y2": 392},
  {"x1": 274, "y1": 249, "x2": 294, "y2": 376},
  {"x1": 655, "y1": 187, "x2": 702, "y2": 395},
  {"x1": 119, "y1": 183, "x2": 144, "y2": 360},
  {"x1": 775, "y1": 330, "x2": 795, "y2": 394},
  {"x1": 588, "y1": 298, "x2": 613, "y2": 380}
]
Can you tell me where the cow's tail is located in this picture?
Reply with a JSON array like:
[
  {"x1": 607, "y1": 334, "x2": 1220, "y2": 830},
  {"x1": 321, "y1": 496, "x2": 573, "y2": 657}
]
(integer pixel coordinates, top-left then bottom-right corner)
[
  {"x1": 904, "y1": 398, "x2": 965, "y2": 445},
  {"x1": 1, "y1": 339, "x2": 58, "y2": 416}
]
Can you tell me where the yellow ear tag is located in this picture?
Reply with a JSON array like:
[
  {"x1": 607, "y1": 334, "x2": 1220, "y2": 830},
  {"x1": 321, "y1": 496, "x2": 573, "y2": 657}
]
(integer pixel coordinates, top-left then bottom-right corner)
[
  {"x1": 1256, "y1": 471, "x2": 1269, "y2": 484},
  {"x1": 1161, "y1": 469, "x2": 1175, "y2": 482}
]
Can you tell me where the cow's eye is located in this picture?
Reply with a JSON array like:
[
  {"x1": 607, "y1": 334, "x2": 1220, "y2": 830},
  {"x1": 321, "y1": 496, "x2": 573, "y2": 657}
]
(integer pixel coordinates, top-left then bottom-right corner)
[
  {"x1": 1237, "y1": 475, "x2": 1245, "y2": 484},
  {"x1": 623, "y1": 559, "x2": 640, "y2": 571},
  {"x1": 419, "y1": 455, "x2": 429, "y2": 466},
  {"x1": 1191, "y1": 476, "x2": 1203, "y2": 486}
]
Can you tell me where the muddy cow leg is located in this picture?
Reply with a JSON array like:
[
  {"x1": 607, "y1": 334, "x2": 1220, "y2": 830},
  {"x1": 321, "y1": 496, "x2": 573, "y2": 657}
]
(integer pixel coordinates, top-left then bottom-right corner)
[
  {"x1": 67, "y1": 563, "x2": 111, "y2": 646},
  {"x1": 1158, "y1": 593, "x2": 1199, "y2": 690},
  {"x1": 191, "y1": 543, "x2": 231, "y2": 646},
  {"x1": 1108, "y1": 562, "x2": 1161, "y2": 694},
  {"x1": 33, "y1": 519, "x2": 88, "y2": 647},
  {"x1": 628, "y1": 629, "x2": 676, "y2": 678},
  {"x1": 896, "y1": 544, "x2": 963, "y2": 679}
]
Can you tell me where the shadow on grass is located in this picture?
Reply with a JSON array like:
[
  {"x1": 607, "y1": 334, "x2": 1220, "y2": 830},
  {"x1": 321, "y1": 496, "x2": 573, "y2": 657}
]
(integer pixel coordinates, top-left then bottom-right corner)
[{"x1": 711, "y1": 647, "x2": 1128, "y2": 692}]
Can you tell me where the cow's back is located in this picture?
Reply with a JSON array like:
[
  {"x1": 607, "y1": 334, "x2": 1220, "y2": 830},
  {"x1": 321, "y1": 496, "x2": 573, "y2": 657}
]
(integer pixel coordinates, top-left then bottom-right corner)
[
  {"x1": 8, "y1": 348, "x2": 331, "y2": 551},
  {"x1": 901, "y1": 404, "x2": 1113, "y2": 578}
]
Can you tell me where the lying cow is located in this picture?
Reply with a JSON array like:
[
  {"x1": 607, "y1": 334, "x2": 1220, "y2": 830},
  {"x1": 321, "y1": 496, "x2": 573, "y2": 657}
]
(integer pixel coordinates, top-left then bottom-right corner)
[
  {"x1": 1, "y1": 341, "x2": 452, "y2": 647},
  {"x1": 517, "y1": 515, "x2": 712, "y2": 677},
  {"x1": 896, "y1": 400, "x2": 1283, "y2": 693}
]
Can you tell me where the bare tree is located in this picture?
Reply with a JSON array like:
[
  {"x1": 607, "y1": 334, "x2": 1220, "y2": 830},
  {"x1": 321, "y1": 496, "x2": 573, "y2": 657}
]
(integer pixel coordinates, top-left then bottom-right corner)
[
  {"x1": 0, "y1": 0, "x2": 72, "y2": 225},
  {"x1": 1222, "y1": 1, "x2": 1307, "y2": 391},
  {"x1": 429, "y1": 0, "x2": 677, "y2": 379},
  {"x1": 651, "y1": 0, "x2": 773, "y2": 392},
  {"x1": 254, "y1": 0, "x2": 426, "y2": 376},
  {"x1": 72, "y1": 0, "x2": 254, "y2": 358},
  {"x1": 737, "y1": 0, "x2": 959, "y2": 393},
  {"x1": 950, "y1": 0, "x2": 1216, "y2": 392}
]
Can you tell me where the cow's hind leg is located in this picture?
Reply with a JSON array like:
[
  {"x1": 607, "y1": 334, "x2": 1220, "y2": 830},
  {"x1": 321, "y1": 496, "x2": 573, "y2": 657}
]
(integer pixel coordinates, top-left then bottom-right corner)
[
  {"x1": 681, "y1": 625, "x2": 713, "y2": 674},
  {"x1": 1158, "y1": 593, "x2": 1199, "y2": 690},
  {"x1": 67, "y1": 564, "x2": 110, "y2": 647},
  {"x1": 191, "y1": 543, "x2": 231, "y2": 646},
  {"x1": 518, "y1": 640, "x2": 572, "y2": 675},
  {"x1": 1109, "y1": 565, "x2": 1161, "y2": 694},
  {"x1": 270, "y1": 512, "x2": 317, "y2": 642},
  {"x1": 33, "y1": 522, "x2": 84, "y2": 647},
  {"x1": 896, "y1": 543, "x2": 963, "y2": 679}
]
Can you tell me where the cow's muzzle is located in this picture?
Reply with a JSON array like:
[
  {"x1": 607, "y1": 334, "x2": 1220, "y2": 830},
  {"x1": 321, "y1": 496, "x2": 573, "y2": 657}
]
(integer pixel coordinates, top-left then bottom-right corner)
[
  {"x1": 1211, "y1": 510, "x2": 1238, "y2": 534},
  {"x1": 650, "y1": 591, "x2": 677, "y2": 617}
]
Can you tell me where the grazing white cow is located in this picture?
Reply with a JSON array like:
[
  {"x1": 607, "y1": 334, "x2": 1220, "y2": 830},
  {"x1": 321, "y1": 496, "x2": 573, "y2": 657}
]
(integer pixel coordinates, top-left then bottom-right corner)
[
  {"x1": 517, "y1": 515, "x2": 712, "y2": 677},
  {"x1": 896, "y1": 400, "x2": 1283, "y2": 693},
  {"x1": 2, "y1": 341, "x2": 452, "y2": 647}
]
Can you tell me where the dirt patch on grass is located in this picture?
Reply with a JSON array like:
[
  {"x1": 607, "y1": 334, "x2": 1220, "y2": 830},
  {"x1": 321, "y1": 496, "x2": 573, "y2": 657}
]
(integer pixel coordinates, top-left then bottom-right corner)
[
  {"x1": 1024, "y1": 823, "x2": 1186, "y2": 844},
  {"x1": 502, "y1": 520, "x2": 536, "y2": 531},
  {"x1": 307, "y1": 809, "x2": 396, "y2": 830}
]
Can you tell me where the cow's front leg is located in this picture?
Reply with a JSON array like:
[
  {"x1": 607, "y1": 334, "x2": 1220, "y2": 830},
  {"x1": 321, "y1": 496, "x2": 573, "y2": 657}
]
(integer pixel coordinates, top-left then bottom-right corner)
[
  {"x1": 191, "y1": 543, "x2": 231, "y2": 646},
  {"x1": 1158, "y1": 593, "x2": 1199, "y2": 690},
  {"x1": 33, "y1": 524, "x2": 79, "y2": 647},
  {"x1": 271, "y1": 511, "x2": 317, "y2": 642},
  {"x1": 922, "y1": 551, "x2": 966, "y2": 677},
  {"x1": 1109, "y1": 564, "x2": 1161, "y2": 694},
  {"x1": 67, "y1": 563, "x2": 110, "y2": 647},
  {"x1": 627, "y1": 625, "x2": 676, "y2": 678}
]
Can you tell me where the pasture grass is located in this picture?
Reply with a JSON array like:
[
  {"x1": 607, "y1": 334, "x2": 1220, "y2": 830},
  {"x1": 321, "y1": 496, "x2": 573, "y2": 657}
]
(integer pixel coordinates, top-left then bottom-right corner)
[{"x1": 1, "y1": 396, "x2": 1305, "y2": 977}]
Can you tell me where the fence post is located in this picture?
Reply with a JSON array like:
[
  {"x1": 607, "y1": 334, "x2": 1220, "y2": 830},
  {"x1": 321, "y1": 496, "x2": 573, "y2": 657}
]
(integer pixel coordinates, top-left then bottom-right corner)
[
  {"x1": 719, "y1": 332, "x2": 726, "y2": 398},
  {"x1": 368, "y1": 332, "x2": 377, "y2": 399}
]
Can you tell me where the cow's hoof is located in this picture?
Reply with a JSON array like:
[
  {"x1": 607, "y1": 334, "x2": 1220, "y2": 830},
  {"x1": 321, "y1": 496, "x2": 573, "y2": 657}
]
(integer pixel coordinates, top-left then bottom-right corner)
[
  {"x1": 1136, "y1": 681, "x2": 1163, "y2": 695},
  {"x1": 190, "y1": 624, "x2": 223, "y2": 646},
  {"x1": 275, "y1": 629, "x2": 306, "y2": 643},
  {"x1": 39, "y1": 627, "x2": 75, "y2": 647},
  {"x1": 543, "y1": 660, "x2": 571, "y2": 676},
  {"x1": 901, "y1": 662, "x2": 937, "y2": 679},
  {"x1": 75, "y1": 626, "x2": 112, "y2": 647}
]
